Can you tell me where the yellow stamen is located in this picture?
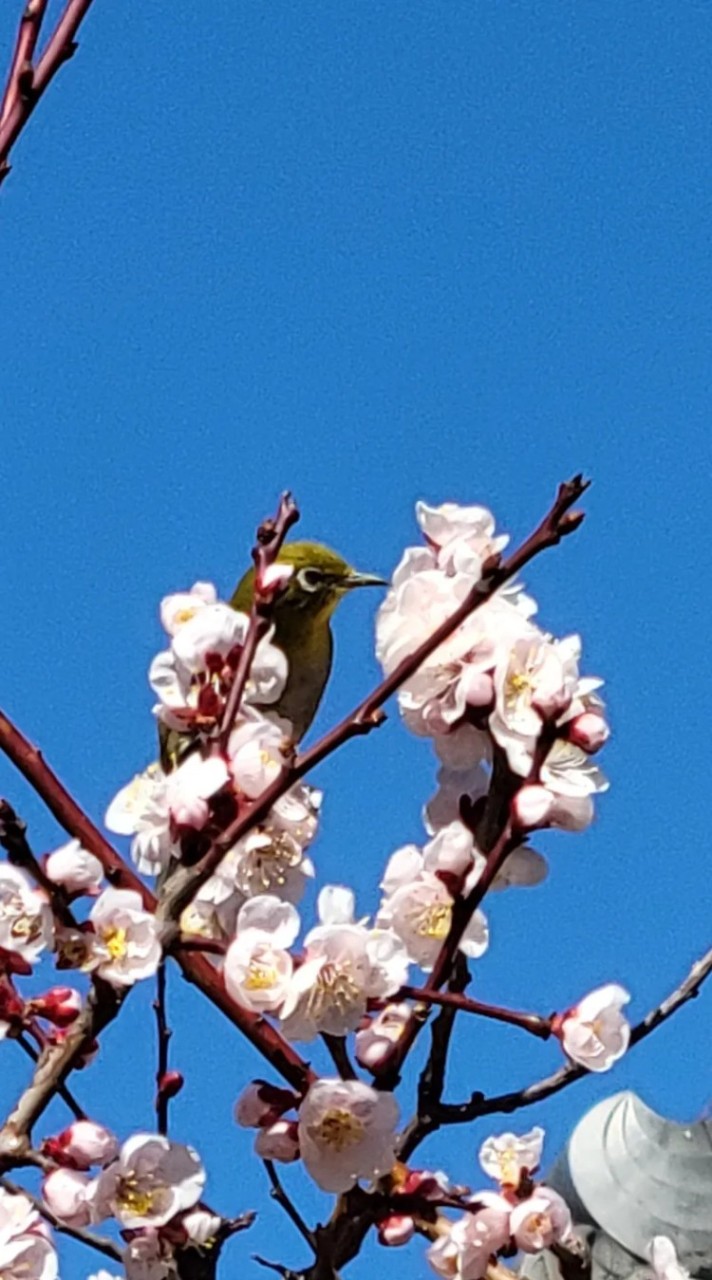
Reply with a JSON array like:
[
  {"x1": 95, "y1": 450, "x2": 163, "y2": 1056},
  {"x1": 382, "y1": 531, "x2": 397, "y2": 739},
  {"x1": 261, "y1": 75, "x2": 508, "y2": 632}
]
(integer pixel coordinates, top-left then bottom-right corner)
[{"x1": 312, "y1": 1108, "x2": 364, "y2": 1152}]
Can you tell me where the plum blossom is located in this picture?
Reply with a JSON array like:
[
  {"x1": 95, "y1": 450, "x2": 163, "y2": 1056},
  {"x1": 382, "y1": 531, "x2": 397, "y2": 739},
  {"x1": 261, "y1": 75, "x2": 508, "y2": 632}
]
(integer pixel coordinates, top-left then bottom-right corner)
[
  {"x1": 376, "y1": 822, "x2": 489, "y2": 970},
  {"x1": 558, "y1": 983, "x2": 631, "y2": 1071},
  {"x1": 87, "y1": 889, "x2": 161, "y2": 988},
  {"x1": 280, "y1": 887, "x2": 409, "y2": 1040},
  {"x1": 207, "y1": 782, "x2": 320, "y2": 907},
  {"x1": 254, "y1": 1119, "x2": 300, "y2": 1163},
  {"x1": 234, "y1": 1080, "x2": 298, "y2": 1129},
  {"x1": 224, "y1": 895, "x2": 300, "y2": 1014},
  {"x1": 105, "y1": 754, "x2": 230, "y2": 877},
  {"x1": 228, "y1": 716, "x2": 288, "y2": 799},
  {"x1": 416, "y1": 500, "x2": 509, "y2": 576},
  {"x1": 159, "y1": 581, "x2": 217, "y2": 636},
  {"x1": 647, "y1": 1237, "x2": 690, "y2": 1280},
  {"x1": 509, "y1": 1187, "x2": 572, "y2": 1251},
  {"x1": 150, "y1": 603, "x2": 287, "y2": 730},
  {"x1": 490, "y1": 634, "x2": 587, "y2": 774},
  {"x1": 89, "y1": 1133, "x2": 205, "y2": 1230},
  {"x1": 0, "y1": 864, "x2": 53, "y2": 964},
  {"x1": 45, "y1": 840, "x2": 103, "y2": 895},
  {"x1": 427, "y1": 1192, "x2": 512, "y2": 1280},
  {"x1": 298, "y1": 1078, "x2": 399, "y2": 1192},
  {"x1": 42, "y1": 1168, "x2": 92, "y2": 1227},
  {"x1": 0, "y1": 1184, "x2": 58, "y2": 1280},
  {"x1": 479, "y1": 1127, "x2": 544, "y2": 1188}
]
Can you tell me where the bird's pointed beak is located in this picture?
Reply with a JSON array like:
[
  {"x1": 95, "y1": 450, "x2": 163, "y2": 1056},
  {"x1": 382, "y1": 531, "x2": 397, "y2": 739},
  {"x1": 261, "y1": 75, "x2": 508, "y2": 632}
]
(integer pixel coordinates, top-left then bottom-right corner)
[{"x1": 343, "y1": 569, "x2": 389, "y2": 590}]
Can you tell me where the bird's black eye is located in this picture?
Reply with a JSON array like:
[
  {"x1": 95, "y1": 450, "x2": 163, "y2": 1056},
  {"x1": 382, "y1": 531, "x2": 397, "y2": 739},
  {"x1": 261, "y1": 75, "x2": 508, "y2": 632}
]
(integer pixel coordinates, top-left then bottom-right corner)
[{"x1": 297, "y1": 567, "x2": 324, "y2": 593}]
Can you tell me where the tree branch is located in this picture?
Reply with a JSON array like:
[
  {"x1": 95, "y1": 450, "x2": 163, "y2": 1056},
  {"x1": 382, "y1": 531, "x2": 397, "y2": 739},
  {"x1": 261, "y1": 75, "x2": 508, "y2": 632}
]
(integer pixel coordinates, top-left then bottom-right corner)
[
  {"x1": 414, "y1": 942, "x2": 712, "y2": 1133},
  {"x1": 263, "y1": 1159, "x2": 315, "y2": 1251},
  {"x1": 0, "y1": 0, "x2": 98, "y2": 185}
]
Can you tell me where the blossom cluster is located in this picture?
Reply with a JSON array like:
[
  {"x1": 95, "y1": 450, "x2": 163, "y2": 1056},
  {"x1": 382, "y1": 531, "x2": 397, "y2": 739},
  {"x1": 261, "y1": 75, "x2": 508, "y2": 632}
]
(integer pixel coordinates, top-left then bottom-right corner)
[
  {"x1": 39, "y1": 1124, "x2": 214, "y2": 1280},
  {"x1": 376, "y1": 502, "x2": 610, "y2": 836}
]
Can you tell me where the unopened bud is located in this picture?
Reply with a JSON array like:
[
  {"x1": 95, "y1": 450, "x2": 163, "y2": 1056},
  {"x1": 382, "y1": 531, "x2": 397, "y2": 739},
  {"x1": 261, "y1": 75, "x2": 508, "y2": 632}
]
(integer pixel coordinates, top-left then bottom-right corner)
[
  {"x1": 254, "y1": 1119, "x2": 300, "y2": 1163},
  {"x1": 234, "y1": 1080, "x2": 298, "y2": 1129},
  {"x1": 42, "y1": 1167, "x2": 92, "y2": 1227},
  {"x1": 377, "y1": 1214, "x2": 415, "y2": 1247},
  {"x1": 567, "y1": 711, "x2": 610, "y2": 754},
  {"x1": 511, "y1": 785, "x2": 554, "y2": 831},
  {"x1": 157, "y1": 1070, "x2": 184, "y2": 1103},
  {"x1": 30, "y1": 986, "x2": 82, "y2": 1027},
  {"x1": 45, "y1": 840, "x2": 103, "y2": 895},
  {"x1": 45, "y1": 1120, "x2": 118, "y2": 1170}
]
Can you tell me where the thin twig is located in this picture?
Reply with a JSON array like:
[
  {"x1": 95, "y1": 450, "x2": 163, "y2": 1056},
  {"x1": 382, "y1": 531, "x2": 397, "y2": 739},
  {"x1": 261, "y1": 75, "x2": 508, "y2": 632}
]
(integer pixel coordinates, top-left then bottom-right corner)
[
  {"x1": 0, "y1": 0, "x2": 49, "y2": 125},
  {"x1": 154, "y1": 962, "x2": 172, "y2": 1136},
  {"x1": 397, "y1": 986, "x2": 552, "y2": 1039},
  {"x1": 217, "y1": 492, "x2": 299, "y2": 750},
  {"x1": 0, "y1": 0, "x2": 98, "y2": 184},
  {"x1": 0, "y1": 1174, "x2": 122, "y2": 1260},
  {"x1": 263, "y1": 1159, "x2": 316, "y2": 1250},
  {"x1": 322, "y1": 1034, "x2": 358, "y2": 1080}
]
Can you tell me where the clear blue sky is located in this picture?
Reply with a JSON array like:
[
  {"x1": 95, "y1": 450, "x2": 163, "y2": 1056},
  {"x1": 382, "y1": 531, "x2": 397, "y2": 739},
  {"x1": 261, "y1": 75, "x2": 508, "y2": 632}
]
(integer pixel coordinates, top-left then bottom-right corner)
[{"x1": 1, "y1": 2, "x2": 711, "y2": 1275}]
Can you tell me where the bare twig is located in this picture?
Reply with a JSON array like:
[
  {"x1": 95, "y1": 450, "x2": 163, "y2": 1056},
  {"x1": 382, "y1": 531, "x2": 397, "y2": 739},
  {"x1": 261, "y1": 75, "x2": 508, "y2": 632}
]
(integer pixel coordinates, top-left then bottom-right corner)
[
  {"x1": 217, "y1": 492, "x2": 299, "y2": 750},
  {"x1": 154, "y1": 962, "x2": 173, "y2": 1135},
  {"x1": 0, "y1": 0, "x2": 98, "y2": 185},
  {"x1": 263, "y1": 1159, "x2": 315, "y2": 1250},
  {"x1": 0, "y1": 1174, "x2": 122, "y2": 1260},
  {"x1": 322, "y1": 1034, "x2": 358, "y2": 1081},
  {"x1": 397, "y1": 986, "x2": 552, "y2": 1039}
]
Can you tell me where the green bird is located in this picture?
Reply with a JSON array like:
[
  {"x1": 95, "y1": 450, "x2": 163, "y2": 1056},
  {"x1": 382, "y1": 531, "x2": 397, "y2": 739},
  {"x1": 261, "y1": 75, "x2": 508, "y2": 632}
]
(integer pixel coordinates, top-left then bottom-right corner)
[{"x1": 229, "y1": 541, "x2": 386, "y2": 742}]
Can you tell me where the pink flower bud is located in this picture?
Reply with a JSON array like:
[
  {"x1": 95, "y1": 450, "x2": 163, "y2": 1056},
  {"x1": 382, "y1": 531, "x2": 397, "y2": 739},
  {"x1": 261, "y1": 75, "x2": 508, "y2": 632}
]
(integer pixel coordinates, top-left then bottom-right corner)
[
  {"x1": 511, "y1": 785, "x2": 554, "y2": 831},
  {"x1": 254, "y1": 1119, "x2": 300, "y2": 1163},
  {"x1": 30, "y1": 986, "x2": 82, "y2": 1027},
  {"x1": 257, "y1": 563, "x2": 294, "y2": 599},
  {"x1": 234, "y1": 1080, "x2": 298, "y2": 1128},
  {"x1": 47, "y1": 1120, "x2": 118, "y2": 1170},
  {"x1": 45, "y1": 840, "x2": 104, "y2": 895},
  {"x1": 567, "y1": 712, "x2": 610, "y2": 754},
  {"x1": 157, "y1": 1070, "x2": 184, "y2": 1104},
  {"x1": 42, "y1": 1167, "x2": 92, "y2": 1227},
  {"x1": 377, "y1": 1214, "x2": 415, "y2": 1247}
]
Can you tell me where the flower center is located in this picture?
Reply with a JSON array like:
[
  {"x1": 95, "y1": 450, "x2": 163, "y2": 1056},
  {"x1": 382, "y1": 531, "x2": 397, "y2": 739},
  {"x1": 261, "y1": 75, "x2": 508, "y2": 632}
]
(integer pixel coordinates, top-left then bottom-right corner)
[
  {"x1": 116, "y1": 1173, "x2": 166, "y2": 1219},
  {"x1": 245, "y1": 958, "x2": 279, "y2": 990},
  {"x1": 312, "y1": 1107, "x2": 365, "y2": 1153},
  {"x1": 307, "y1": 962, "x2": 361, "y2": 1020},
  {"x1": 239, "y1": 832, "x2": 303, "y2": 891},
  {"x1": 415, "y1": 901, "x2": 452, "y2": 940},
  {"x1": 10, "y1": 912, "x2": 41, "y2": 942},
  {"x1": 103, "y1": 925, "x2": 128, "y2": 960}
]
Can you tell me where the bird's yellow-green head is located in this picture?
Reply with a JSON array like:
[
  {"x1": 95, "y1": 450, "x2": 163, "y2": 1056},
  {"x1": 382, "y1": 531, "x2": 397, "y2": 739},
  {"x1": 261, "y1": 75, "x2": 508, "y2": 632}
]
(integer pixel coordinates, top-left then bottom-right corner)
[
  {"x1": 229, "y1": 541, "x2": 386, "y2": 741},
  {"x1": 230, "y1": 541, "x2": 386, "y2": 622}
]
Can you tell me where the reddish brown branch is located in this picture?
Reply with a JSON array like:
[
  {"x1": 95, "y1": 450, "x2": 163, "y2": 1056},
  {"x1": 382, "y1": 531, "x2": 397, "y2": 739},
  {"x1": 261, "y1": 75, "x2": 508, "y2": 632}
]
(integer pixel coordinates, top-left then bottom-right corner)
[
  {"x1": 408, "y1": 942, "x2": 712, "y2": 1138},
  {"x1": 0, "y1": 710, "x2": 314, "y2": 1095},
  {"x1": 0, "y1": 0, "x2": 98, "y2": 185},
  {"x1": 398, "y1": 986, "x2": 553, "y2": 1040}
]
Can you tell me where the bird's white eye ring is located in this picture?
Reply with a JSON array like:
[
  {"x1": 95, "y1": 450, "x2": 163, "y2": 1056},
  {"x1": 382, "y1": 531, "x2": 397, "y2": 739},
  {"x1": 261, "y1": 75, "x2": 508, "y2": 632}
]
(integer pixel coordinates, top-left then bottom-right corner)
[{"x1": 297, "y1": 567, "x2": 324, "y2": 593}]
